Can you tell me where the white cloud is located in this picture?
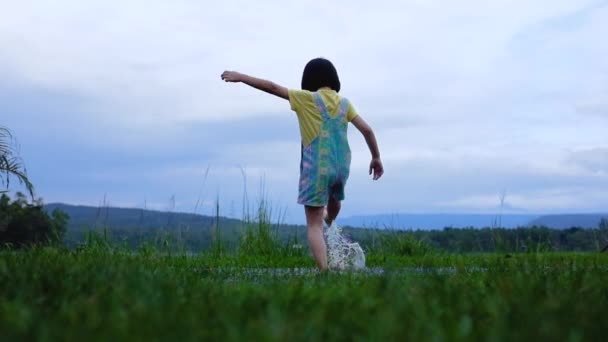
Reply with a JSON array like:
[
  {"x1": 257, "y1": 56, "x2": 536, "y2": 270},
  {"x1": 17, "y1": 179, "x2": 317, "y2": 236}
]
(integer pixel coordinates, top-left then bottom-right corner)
[
  {"x1": 567, "y1": 147, "x2": 608, "y2": 174},
  {"x1": 1, "y1": 0, "x2": 607, "y2": 219}
]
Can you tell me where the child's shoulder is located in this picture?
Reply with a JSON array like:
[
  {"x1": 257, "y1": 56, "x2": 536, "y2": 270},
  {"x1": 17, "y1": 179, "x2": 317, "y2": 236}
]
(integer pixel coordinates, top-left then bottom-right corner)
[
  {"x1": 288, "y1": 89, "x2": 313, "y2": 100},
  {"x1": 288, "y1": 89, "x2": 355, "y2": 118},
  {"x1": 288, "y1": 89, "x2": 315, "y2": 112}
]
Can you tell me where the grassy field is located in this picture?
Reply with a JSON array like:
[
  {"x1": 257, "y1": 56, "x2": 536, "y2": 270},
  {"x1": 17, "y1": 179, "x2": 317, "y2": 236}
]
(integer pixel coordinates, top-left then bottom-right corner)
[{"x1": 1, "y1": 246, "x2": 607, "y2": 341}]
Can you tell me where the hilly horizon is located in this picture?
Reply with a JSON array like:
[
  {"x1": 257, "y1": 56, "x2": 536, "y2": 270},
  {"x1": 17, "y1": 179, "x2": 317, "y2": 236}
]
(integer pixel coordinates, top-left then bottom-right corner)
[{"x1": 44, "y1": 203, "x2": 608, "y2": 230}]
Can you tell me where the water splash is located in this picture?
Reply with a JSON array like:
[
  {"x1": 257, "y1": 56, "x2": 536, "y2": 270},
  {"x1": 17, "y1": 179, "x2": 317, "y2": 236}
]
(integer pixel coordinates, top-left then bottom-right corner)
[{"x1": 325, "y1": 221, "x2": 365, "y2": 270}]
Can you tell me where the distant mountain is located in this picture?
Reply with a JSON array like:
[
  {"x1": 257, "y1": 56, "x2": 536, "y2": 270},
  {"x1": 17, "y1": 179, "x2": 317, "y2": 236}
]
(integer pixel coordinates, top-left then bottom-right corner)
[
  {"x1": 43, "y1": 203, "x2": 307, "y2": 250},
  {"x1": 43, "y1": 203, "x2": 240, "y2": 231},
  {"x1": 528, "y1": 214, "x2": 608, "y2": 229},
  {"x1": 339, "y1": 214, "x2": 538, "y2": 230},
  {"x1": 44, "y1": 203, "x2": 608, "y2": 231}
]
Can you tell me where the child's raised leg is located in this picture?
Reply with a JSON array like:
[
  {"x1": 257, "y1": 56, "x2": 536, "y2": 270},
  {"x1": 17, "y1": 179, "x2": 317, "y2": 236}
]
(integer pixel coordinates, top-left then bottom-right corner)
[
  {"x1": 305, "y1": 205, "x2": 327, "y2": 271},
  {"x1": 324, "y1": 197, "x2": 341, "y2": 226}
]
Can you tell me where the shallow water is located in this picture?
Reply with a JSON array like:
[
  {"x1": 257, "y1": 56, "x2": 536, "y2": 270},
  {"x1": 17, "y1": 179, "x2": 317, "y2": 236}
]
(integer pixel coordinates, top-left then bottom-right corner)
[
  {"x1": 204, "y1": 266, "x2": 489, "y2": 280},
  {"x1": 326, "y1": 222, "x2": 366, "y2": 270}
]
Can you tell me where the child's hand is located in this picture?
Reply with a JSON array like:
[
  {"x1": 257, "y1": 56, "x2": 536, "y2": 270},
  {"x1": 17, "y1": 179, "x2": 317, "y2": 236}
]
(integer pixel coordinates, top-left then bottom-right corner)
[
  {"x1": 221, "y1": 71, "x2": 244, "y2": 82},
  {"x1": 369, "y1": 158, "x2": 384, "y2": 180}
]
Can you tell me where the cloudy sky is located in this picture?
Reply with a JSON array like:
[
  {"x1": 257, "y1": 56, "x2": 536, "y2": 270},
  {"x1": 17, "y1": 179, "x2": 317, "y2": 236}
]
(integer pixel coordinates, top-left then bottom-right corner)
[{"x1": 2, "y1": 0, "x2": 607, "y2": 223}]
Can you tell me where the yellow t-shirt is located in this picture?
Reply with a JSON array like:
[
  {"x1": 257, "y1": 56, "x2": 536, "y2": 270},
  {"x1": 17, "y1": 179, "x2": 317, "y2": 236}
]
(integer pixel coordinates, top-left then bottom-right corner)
[{"x1": 288, "y1": 88, "x2": 359, "y2": 147}]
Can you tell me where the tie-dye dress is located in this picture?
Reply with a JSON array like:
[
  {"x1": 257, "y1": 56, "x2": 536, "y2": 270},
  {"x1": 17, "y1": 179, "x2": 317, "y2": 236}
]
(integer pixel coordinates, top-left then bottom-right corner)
[{"x1": 298, "y1": 93, "x2": 351, "y2": 207}]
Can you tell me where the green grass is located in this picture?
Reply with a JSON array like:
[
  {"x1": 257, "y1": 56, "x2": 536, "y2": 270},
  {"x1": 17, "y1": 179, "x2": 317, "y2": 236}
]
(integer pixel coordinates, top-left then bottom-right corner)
[{"x1": 1, "y1": 247, "x2": 607, "y2": 341}]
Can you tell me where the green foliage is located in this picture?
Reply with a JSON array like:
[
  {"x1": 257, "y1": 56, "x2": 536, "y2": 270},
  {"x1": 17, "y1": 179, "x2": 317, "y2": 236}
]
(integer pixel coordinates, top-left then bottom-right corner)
[
  {"x1": 364, "y1": 230, "x2": 435, "y2": 257},
  {"x1": 238, "y1": 199, "x2": 307, "y2": 260},
  {"x1": 0, "y1": 249, "x2": 607, "y2": 341},
  {"x1": 40, "y1": 202, "x2": 608, "y2": 257},
  {"x1": 391, "y1": 226, "x2": 604, "y2": 253},
  {"x1": 50, "y1": 203, "x2": 608, "y2": 255},
  {"x1": 239, "y1": 199, "x2": 281, "y2": 256},
  {"x1": 0, "y1": 194, "x2": 68, "y2": 248}
]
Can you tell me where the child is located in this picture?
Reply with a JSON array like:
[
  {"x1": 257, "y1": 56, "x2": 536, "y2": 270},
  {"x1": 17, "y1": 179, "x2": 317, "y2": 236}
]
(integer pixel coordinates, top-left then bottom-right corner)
[{"x1": 221, "y1": 58, "x2": 383, "y2": 270}]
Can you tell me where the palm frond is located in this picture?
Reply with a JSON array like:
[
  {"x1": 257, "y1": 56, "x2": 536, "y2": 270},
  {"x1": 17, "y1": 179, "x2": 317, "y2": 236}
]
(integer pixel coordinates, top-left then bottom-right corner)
[
  {"x1": 0, "y1": 127, "x2": 12, "y2": 155},
  {"x1": 0, "y1": 127, "x2": 35, "y2": 198},
  {"x1": 0, "y1": 126, "x2": 11, "y2": 138}
]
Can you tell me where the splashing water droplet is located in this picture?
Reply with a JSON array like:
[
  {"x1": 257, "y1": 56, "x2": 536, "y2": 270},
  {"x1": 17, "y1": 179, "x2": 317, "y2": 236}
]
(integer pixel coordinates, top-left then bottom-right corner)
[{"x1": 325, "y1": 222, "x2": 366, "y2": 270}]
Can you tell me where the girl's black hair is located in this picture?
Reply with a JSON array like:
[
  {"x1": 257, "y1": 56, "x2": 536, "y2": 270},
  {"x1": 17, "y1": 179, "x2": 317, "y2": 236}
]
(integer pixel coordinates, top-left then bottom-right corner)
[{"x1": 301, "y1": 58, "x2": 341, "y2": 92}]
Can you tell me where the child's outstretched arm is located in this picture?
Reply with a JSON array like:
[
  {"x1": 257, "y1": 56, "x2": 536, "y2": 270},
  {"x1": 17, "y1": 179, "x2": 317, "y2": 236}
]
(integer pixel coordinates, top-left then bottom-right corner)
[
  {"x1": 221, "y1": 71, "x2": 289, "y2": 100},
  {"x1": 351, "y1": 116, "x2": 384, "y2": 180}
]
